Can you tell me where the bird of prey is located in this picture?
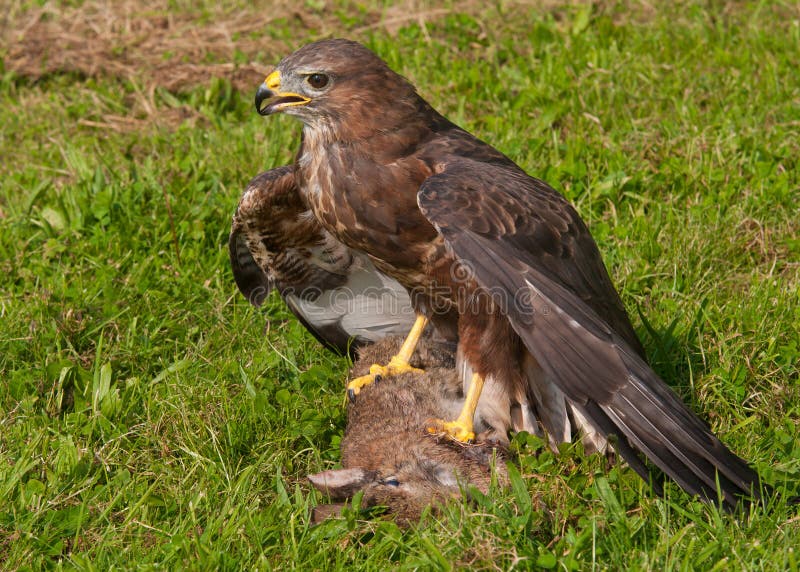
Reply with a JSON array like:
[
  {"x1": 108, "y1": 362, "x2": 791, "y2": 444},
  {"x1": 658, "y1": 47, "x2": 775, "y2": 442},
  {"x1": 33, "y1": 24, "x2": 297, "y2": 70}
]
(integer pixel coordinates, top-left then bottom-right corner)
[
  {"x1": 230, "y1": 166, "x2": 419, "y2": 355},
  {"x1": 252, "y1": 39, "x2": 764, "y2": 508}
]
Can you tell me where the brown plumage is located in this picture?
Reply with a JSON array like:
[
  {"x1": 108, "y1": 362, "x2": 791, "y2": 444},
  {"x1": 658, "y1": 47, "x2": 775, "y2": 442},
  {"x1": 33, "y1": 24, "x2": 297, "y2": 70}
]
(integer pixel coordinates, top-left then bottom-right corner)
[
  {"x1": 308, "y1": 337, "x2": 508, "y2": 525},
  {"x1": 253, "y1": 39, "x2": 764, "y2": 509},
  {"x1": 229, "y1": 165, "x2": 418, "y2": 355}
]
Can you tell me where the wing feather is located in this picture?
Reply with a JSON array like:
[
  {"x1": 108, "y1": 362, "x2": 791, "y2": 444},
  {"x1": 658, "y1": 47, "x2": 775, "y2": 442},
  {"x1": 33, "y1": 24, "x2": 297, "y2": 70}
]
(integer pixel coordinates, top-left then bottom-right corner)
[
  {"x1": 418, "y1": 159, "x2": 763, "y2": 507},
  {"x1": 230, "y1": 167, "x2": 416, "y2": 355}
]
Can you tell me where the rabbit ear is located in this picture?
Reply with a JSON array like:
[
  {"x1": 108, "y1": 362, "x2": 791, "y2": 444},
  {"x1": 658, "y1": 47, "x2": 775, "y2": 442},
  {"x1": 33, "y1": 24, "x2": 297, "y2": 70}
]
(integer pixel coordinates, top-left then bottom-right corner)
[{"x1": 308, "y1": 468, "x2": 378, "y2": 499}]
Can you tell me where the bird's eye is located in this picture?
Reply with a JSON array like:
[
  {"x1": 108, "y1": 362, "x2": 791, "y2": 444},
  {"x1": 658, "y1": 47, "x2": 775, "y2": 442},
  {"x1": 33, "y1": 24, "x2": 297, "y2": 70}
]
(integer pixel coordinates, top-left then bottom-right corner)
[
  {"x1": 383, "y1": 477, "x2": 400, "y2": 487},
  {"x1": 307, "y1": 73, "x2": 329, "y2": 89}
]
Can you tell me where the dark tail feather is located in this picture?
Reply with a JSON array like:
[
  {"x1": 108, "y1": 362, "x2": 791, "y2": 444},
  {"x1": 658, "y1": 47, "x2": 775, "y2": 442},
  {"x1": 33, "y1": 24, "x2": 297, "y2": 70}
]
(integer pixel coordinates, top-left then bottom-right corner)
[
  {"x1": 580, "y1": 400, "x2": 664, "y2": 495},
  {"x1": 584, "y1": 350, "x2": 765, "y2": 509}
]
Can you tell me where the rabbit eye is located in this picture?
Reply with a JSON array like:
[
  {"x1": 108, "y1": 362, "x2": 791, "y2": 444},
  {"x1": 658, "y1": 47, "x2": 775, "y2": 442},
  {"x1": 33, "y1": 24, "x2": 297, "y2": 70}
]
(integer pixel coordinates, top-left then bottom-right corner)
[{"x1": 383, "y1": 477, "x2": 400, "y2": 487}]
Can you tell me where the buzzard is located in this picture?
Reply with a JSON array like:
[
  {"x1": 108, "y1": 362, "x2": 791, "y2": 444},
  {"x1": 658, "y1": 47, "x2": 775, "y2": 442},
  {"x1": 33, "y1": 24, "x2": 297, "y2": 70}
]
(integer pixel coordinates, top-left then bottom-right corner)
[{"x1": 252, "y1": 39, "x2": 764, "y2": 508}]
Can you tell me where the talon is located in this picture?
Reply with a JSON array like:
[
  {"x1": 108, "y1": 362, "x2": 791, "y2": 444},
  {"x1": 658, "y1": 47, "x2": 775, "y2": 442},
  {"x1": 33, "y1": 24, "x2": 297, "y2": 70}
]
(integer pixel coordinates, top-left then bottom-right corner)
[
  {"x1": 347, "y1": 388, "x2": 356, "y2": 403},
  {"x1": 345, "y1": 315, "x2": 429, "y2": 399},
  {"x1": 426, "y1": 418, "x2": 475, "y2": 444},
  {"x1": 346, "y1": 358, "x2": 425, "y2": 398},
  {"x1": 425, "y1": 374, "x2": 484, "y2": 444}
]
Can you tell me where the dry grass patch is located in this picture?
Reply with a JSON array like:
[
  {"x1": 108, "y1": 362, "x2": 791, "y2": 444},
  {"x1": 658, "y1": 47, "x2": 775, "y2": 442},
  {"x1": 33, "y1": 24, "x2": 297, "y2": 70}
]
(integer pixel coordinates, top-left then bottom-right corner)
[{"x1": 3, "y1": 0, "x2": 296, "y2": 91}]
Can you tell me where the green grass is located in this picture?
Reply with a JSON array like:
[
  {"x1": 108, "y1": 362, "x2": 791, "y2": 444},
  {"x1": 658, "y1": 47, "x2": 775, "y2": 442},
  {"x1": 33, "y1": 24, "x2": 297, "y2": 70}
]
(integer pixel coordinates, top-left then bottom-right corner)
[{"x1": 1, "y1": 0, "x2": 799, "y2": 569}]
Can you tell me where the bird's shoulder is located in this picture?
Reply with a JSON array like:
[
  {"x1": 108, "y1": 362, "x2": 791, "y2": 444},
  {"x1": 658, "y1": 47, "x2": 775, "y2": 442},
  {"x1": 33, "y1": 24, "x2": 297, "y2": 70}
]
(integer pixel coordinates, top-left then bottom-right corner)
[{"x1": 416, "y1": 149, "x2": 580, "y2": 249}]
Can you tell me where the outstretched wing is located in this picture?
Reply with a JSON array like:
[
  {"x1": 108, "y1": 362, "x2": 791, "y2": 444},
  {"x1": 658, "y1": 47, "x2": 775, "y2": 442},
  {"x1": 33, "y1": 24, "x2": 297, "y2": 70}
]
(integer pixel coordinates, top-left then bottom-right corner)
[
  {"x1": 230, "y1": 167, "x2": 416, "y2": 355},
  {"x1": 417, "y1": 158, "x2": 762, "y2": 507},
  {"x1": 230, "y1": 166, "x2": 299, "y2": 307}
]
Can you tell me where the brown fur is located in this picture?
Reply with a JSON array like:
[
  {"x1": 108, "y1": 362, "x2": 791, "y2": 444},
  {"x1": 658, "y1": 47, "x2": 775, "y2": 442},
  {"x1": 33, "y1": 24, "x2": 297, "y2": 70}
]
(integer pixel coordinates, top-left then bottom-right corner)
[{"x1": 308, "y1": 337, "x2": 508, "y2": 526}]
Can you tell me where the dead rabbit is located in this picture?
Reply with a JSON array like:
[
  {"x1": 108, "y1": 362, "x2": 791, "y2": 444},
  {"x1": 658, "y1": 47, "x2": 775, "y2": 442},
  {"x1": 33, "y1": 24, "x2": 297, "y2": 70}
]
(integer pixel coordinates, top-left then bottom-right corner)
[{"x1": 308, "y1": 337, "x2": 509, "y2": 525}]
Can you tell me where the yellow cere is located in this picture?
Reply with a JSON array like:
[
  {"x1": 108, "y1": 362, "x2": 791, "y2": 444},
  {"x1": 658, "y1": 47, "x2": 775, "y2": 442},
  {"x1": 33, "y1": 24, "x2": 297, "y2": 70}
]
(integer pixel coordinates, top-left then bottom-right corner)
[{"x1": 265, "y1": 70, "x2": 281, "y2": 90}]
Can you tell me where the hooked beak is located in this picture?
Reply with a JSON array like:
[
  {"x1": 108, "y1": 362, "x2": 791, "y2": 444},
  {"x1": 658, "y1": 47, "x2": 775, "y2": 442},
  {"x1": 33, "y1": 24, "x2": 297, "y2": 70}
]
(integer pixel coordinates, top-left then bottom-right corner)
[{"x1": 255, "y1": 70, "x2": 310, "y2": 115}]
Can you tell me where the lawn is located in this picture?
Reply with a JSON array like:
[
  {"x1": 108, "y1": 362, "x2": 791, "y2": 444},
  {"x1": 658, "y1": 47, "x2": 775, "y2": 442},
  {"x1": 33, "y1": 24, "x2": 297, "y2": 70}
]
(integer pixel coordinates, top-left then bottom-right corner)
[{"x1": 1, "y1": 0, "x2": 799, "y2": 569}]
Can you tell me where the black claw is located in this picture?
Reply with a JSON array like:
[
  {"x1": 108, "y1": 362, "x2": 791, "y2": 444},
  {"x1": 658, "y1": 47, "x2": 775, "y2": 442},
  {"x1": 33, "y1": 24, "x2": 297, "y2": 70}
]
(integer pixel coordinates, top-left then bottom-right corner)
[
  {"x1": 347, "y1": 389, "x2": 356, "y2": 403},
  {"x1": 374, "y1": 374, "x2": 383, "y2": 384}
]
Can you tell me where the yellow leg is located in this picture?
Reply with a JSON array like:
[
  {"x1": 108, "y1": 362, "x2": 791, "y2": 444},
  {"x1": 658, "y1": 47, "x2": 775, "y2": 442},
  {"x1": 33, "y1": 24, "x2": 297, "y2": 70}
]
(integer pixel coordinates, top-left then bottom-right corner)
[
  {"x1": 347, "y1": 315, "x2": 428, "y2": 401},
  {"x1": 427, "y1": 373, "x2": 485, "y2": 443}
]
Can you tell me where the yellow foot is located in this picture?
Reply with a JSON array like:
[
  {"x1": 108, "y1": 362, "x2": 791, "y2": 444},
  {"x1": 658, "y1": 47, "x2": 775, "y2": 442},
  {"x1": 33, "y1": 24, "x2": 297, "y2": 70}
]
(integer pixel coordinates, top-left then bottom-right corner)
[
  {"x1": 346, "y1": 357, "x2": 424, "y2": 402},
  {"x1": 426, "y1": 418, "x2": 475, "y2": 444}
]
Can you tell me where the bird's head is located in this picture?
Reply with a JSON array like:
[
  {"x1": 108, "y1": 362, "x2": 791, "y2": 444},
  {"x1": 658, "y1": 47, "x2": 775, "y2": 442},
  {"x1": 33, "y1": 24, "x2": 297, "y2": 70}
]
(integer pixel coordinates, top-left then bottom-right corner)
[{"x1": 255, "y1": 39, "x2": 419, "y2": 135}]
